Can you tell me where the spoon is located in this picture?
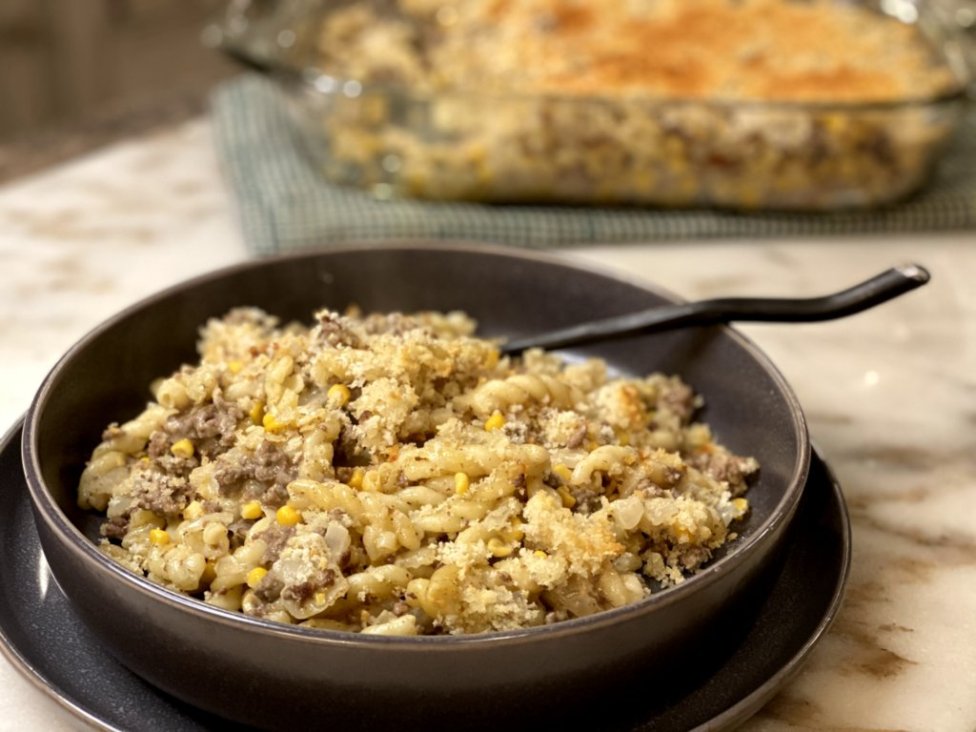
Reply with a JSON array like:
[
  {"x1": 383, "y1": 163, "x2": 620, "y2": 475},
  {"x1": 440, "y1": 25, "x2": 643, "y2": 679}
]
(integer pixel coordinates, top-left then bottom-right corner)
[{"x1": 500, "y1": 263, "x2": 930, "y2": 355}]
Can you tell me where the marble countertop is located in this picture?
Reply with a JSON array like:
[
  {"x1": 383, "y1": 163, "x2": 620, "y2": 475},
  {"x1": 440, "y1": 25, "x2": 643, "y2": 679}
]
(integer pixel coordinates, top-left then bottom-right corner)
[{"x1": 1, "y1": 119, "x2": 974, "y2": 731}]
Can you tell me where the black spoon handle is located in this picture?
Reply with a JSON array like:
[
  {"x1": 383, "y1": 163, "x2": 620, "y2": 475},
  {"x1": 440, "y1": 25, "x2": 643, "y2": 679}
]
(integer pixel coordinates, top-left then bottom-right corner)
[{"x1": 500, "y1": 263, "x2": 930, "y2": 355}]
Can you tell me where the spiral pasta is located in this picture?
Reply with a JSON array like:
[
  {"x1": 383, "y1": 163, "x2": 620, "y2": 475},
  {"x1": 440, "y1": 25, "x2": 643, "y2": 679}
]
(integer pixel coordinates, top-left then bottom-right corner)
[{"x1": 78, "y1": 307, "x2": 757, "y2": 635}]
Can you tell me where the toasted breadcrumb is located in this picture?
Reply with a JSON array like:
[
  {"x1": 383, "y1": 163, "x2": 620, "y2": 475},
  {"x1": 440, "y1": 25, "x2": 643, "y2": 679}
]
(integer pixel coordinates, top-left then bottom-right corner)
[{"x1": 79, "y1": 308, "x2": 757, "y2": 635}]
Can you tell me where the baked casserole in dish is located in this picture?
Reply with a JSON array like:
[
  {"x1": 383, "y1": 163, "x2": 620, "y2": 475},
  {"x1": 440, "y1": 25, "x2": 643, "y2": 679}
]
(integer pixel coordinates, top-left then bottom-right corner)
[{"x1": 216, "y1": 0, "x2": 970, "y2": 209}]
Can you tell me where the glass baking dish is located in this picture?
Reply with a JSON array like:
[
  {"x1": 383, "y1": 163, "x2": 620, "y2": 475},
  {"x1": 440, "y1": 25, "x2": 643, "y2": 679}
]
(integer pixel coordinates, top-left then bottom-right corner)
[{"x1": 211, "y1": 0, "x2": 972, "y2": 210}]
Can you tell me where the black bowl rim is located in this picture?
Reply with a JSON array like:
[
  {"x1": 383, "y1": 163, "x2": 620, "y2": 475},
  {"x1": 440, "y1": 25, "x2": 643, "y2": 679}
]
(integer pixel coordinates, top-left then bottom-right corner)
[{"x1": 23, "y1": 241, "x2": 810, "y2": 650}]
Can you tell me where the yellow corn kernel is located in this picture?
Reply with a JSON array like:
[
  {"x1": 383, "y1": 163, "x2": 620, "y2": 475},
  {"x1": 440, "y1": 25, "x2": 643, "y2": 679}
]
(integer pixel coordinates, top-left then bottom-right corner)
[
  {"x1": 557, "y1": 486, "x2": 577, "y2": 509},
  {"x1": 170, "y1": 438, "x2": 194, "y2": 459},
  {"x1": 241, "y1": 500, "x2": 263, "y2": 520},
  {"x1": 314, "y1": 591, "x2": 327, "y2": 605},
  {"x1": 262, "y1": 412, "x2": 287, "y2": 433},
  {"x1": 227, "y1": 360, "x2": 243, "y2": 374},
  {"x1": 327, "y1": 383, "x2": 351, "y2": 407},
  {"x1": 552, "y1": 464, "x2": 573, "y2": 483},
  {"x1": 246, "y1": 567, "x2": 268, "y2": 589},
  {"x1": 149, "y1": 528, "x2": 170, "y2": 546},
  {"x1": 500, "y1": 520, "x2": 524, "y2": 543},
  {"x1": 454, "y1": 472, "x2": 470, "y2": 495},
  {"x1": 487, "y1": 537, "x2": 513, "y2": 558},
  {"x1": 501, "y1": 528, "x2": 524, "y2": 543},
  {"x1": 276, "y1": 505, "x2": 301, "y2": 526},
  {"x1": 183, "y1": 500, "x2": 204, "y2": 521},
  {"x1": 484, "y1": 410, "x2": 506, "y2": 432},
  {"x1": 533, "y1": 550, "x2": 548, "y2": 559},
  {"x1": 732, "y1": 497, "x2": 749, "y2": 515},
  {"x1": 249, "y1": 401, "x2": 265, "y2": 425},
  {"x1": 348, "y1": 467, "x2": 365, "y2": 490}
]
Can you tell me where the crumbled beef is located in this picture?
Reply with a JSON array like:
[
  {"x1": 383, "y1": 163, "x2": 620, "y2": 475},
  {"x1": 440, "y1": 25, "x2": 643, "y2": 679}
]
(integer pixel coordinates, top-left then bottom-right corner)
[
  {"x1": 162, "y1": 398, "x2": 244, "y2": 459},
  {"x1": 677, "y1": 545, "x2": 711, "y2": 571},
  {"x1": 658, "y1": 381, "x2": 696, "y2": 421},
  {"x1": 254, "y1": 574, "x2": 285, "y2": 603},
  {"x1": 317, "y1": 312, "x2": 363, "y2": 348},
  {"x1": 282, "y1": 569, "x2": 337, "y2": 606},
  {"x1": 146, "y1": 431, "x2": 169, "y2": 458},
  {"x1": 131, "y1": 471, "x2": 192, "y2": 516},
  {"x1": 688, "y1": 450, "x2": 758, "y2": 493},
  {"x1": 251, "y1": 441, "x2": 296, "y2": 485},
  {"x1": 215, "y1": 440, "x2": 296, "y2": 507},
  {"x1": 258, "y1": 524, "x2": 295, "y2": 564},
  {"x1": 214, "y1": 464, "x2": 248, "y2": 496},
  {"x1": 101, "y1": 516, "x2": 129, "y2": 541},
  {"x1": 246, "y1": 482, "x2": 289, "y2": 508},
  {"x1": 155, "y1": 453, "x2": 199, "y2": 476}
]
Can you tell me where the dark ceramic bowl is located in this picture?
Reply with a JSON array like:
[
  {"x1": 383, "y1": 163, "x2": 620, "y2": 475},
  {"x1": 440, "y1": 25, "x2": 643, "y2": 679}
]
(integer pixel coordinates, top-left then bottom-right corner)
[{"x1": 23, "y1": 243, "x2": 809, "y2": 731}]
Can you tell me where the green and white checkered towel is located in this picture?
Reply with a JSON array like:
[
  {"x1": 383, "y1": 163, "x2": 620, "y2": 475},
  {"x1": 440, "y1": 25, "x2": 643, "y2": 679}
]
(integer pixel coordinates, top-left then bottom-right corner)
[{"x1": 211, "y1": 75, "x2": 976, "y2": 255}]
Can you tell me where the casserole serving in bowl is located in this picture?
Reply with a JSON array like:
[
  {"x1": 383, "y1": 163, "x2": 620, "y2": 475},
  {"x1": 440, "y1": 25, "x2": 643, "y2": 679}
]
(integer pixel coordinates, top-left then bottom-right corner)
[
  {"x1": 213, "y1": 0, "x2": 971, "y2": 210},
  {"x1": 23, "y1": 244, "x2": 809, "y2": 728}
]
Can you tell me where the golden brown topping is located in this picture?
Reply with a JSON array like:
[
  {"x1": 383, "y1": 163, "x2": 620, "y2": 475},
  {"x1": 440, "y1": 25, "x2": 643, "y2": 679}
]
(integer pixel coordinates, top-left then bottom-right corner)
[{"x1": 318, "y1": 0, "x2": 957, "y2": 102}]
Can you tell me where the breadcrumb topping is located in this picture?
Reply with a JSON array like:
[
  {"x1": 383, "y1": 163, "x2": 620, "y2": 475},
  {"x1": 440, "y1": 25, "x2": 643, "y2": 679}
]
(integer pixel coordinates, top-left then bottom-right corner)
[{"x1": 79, "y1": 308, "x2": 757, "y2": 635}]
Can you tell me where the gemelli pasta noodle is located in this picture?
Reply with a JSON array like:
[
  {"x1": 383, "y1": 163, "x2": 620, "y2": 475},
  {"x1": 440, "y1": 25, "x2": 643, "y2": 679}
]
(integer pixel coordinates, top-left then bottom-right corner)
[{"x1": 79, "y1": 308, "x2": 757, "y2": 635}]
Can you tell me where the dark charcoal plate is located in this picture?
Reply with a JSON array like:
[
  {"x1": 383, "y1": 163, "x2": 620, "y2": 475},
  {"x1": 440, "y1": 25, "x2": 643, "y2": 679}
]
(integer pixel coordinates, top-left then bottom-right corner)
[{"x1": 0, "y1": 420, "x2": 848, "y2": 731}]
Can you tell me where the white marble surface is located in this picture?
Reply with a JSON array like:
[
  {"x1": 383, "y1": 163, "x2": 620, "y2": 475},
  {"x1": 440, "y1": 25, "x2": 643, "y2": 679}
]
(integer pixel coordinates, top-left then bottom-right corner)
[{"x1": 1, "y1": 119, "x2": 974, "y2": 731}]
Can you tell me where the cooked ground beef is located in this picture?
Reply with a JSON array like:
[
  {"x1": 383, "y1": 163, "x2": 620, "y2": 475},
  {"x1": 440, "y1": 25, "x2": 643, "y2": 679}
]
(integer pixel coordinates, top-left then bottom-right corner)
[
  {"x1": 689, "y1": 450, "x2": 759, "y2": 494},
  {"x1": 100, "y1": 516, "x2": 129, "y2": 541},
  {"x1": 254, "y1": 573, "x2": 285, "y2": 603},
  {"x1": 282, "y1": 569, "x2": 338, "y2": 606},
  {"x1": 317, "y1": 311, "x2": 363, "y2": 348},
  {"x1": 162, "y1": 397, "x2": 244, "y2": 459},
  {"x1": 659, "y1": 380, "x2": 696, "y2": 421},
  {"x1": 131, "y1": 470, "x2": 192, "y2": 517},
  {"x1": 146, "y1": 431, "x2": 169, "y2": 459},
  {"x1": 258, "y1": 524, "x2": 296, "y2": 564},
  {"x1": 215, "y1": 440, "x2": 297, "y2": 507}
]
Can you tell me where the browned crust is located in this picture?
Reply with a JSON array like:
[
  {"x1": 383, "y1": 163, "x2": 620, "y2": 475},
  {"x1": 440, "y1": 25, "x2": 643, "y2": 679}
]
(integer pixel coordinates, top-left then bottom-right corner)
[{"x1": 380, "y1": 0, "x2": 958, "y2": 101}]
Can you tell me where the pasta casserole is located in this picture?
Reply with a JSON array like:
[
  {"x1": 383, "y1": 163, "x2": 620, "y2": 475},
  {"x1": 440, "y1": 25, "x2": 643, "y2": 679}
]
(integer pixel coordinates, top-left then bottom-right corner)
[
  {"x1": 79, "y1": 308, "x2": 757, "y2": 635},
  {"x1": 277, "y1": 0, "x2": 964, "y2": 208}
]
